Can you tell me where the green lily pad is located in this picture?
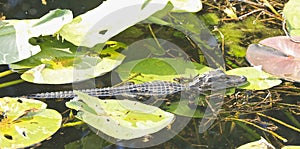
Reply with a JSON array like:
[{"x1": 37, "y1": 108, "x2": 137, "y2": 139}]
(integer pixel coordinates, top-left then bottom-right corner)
[
  {"x1": 116, "y1": 57, "x2": 212, "y2": 83},
  {"x1": 227, "y1": 67, "x2": 282, "y2": 90},
  {"x1": 65, "y1": 132, "x2": 110, "y2": 149},
  {"x1": 65, "y1": 91, "x2": 175, "y2": 140},
  {"x1": 237, "y1": 137, "x2": 275, "y2": 149},
  {"x1": 283, "y1": 0, "x2": 300, "y2": 36},
  {"x1": 162, "y1": 99, "x2": 205, "y2": 118},
  {"x1": 10, "y1": 38, "x2": 125, "y2": 84},
  {"x1": 0, "y1": 9, "x2": 73, "y2": 64},
  {"x1": 0, "y1": 97, "x2": 62, "y2": 148},
  {"x1": 9, "y1": 36, "x2": 77, "y2": 70},
  {"x1": 58, "y1": 0, "x2": 168, "y2": 47}
]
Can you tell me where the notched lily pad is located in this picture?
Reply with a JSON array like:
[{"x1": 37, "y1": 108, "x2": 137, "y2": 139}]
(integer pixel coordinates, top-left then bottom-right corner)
[
  {"x1": 0, "y1": 9, "x2": 73, "y2": 64},
  {"x1": 0, "y1": 97, "x2": 62, "y2": 149},
  {"x1": 10, "y1": 38, "x2": 125, "y2": 84},
  {"x1": 246, "y1": 36, "x2": 300, "y2": 82},
  {"x1": 227, "y1": 67, "x2": 282, "y2": 90},
  {"x1": 58, "y1": 0, "x2": 168, "y2": 47},
  {"x1": 65, "y1": 91, "x2": 175, "y2": 140}
]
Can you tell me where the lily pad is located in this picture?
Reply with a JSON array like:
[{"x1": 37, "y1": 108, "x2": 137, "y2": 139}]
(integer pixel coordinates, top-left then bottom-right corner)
[
  {"x1": 162, "y1": 99, "x2": 205, "y2": 118},
  {"x1": 0, "y1": 97, "x2": 62, "y2": 148},
  {"x1": 170, "y1": 0, "x2": 202, "y2": 12},
  {"x1": 58, "y1": 0, "x2": 169, "y2": 47},
  {"x1": 283, "y1": 0, "x2": 300, "y2": 36},
  {"x1": 246, "y1": 36, "x2": 300, "y2": 82},
  {"x1": 116, "y1": 57, "x2": 212, "y2": 84},
  {"x1": 226, "y1": 67, "x2": 282, "y2": 90},
  {"x1": 10, "y1": 38, "x2": 125, "y2": 84},
  {"x1": 64, "y1": 132, "x2": 110, "y2": 149},
  {"x1": 237, "y1": 137, "x2": 275, "y2": 149},
  {"x1": 0, "y1": 9, "x2": 73, "y2": 64},
  {"x1": 65, "y1": 91, "x2": 175, "y2": 140},
  {"x1": 282, "y1": 146, "x2": 300, "y2": 149}
]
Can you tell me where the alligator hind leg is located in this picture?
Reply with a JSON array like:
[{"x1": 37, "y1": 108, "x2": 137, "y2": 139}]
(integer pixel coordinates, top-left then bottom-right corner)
[
  {"x1": 181, "y1": 90, "x2": 201, "y2": 109},
  {"x1": 134, "y1": 95, "x2": 151, "y2": 101}
]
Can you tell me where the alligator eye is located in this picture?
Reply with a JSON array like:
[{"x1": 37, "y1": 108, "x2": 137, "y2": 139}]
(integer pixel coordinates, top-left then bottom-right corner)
[
  {"x1": 207, "y1": 77, "x2": 213, "y2": 82},
  {"x1": 241, "y1": 76, "x2": 247, "y2": 82}
]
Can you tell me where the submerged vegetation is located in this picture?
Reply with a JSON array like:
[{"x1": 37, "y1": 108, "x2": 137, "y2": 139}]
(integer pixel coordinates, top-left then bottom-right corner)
[{"x1": 0, "y1": 0, "x2": 299, "y2": 148}]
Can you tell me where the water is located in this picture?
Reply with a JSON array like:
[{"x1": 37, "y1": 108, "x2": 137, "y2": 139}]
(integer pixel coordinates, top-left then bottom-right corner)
[{"x1": 0, "y1": 0, "x2": 299, "y2": 148}]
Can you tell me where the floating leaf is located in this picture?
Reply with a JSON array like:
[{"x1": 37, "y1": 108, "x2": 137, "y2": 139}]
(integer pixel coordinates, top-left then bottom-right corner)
[
  {"x1": 226, "y1": 67, "x2": 282, "y2": 90},
  {"x1": 0, "y1": 97, "x2": 62, "y2": 148},
  {"x1": 9, "y1": 36, "x2": 77, "y2": 70},
  {"x1": 65, "y1": 91, "x2": 175, "y2": 140},
  {"x1": 0, "y1": 9, "x2": 73, "y2": 64},
  {"x1": 283, "y1": 0, "x2": 300, "y2": 36},
  {"x1": 116, "y1": 57, "x2": 212, "y2": 84},
  {"x1": 162, "y1": 99, "x2": 204, "y2": 118},
  {"x1": 64, "y1": 133, "x2": 110, "y2": 149},
  {"x1": 10, "y1": 37, "x2": 125, "y2": 84},
  {"x1": 237, "y1": 137, "x2": 275, "y2": 149},
  {"x1": 170, "y1": 0, "x2": 202, "y2": 12},
  {"x1": 246, "y1": 36, "x2": 300, "y2": 82},
  {"x1": 282, "y1": 146, "x2": 300, "y2": 149},
  {"x1": 58, "y1": 0, "x2": 169, "y2": 47}
]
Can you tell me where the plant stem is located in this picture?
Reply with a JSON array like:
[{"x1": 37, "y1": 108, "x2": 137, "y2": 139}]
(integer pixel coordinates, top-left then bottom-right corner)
[
  {"x1": 0, "y1": 70, "x2": 14, "y2": 78},
  {"x1": 0, "y1": 79, "x2": 24, "y2": 88}
]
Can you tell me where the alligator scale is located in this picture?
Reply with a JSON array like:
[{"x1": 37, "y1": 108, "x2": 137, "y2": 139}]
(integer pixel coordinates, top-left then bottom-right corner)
[{"x1": 25, "y1": 70, "x2": 247, "y2": 99}]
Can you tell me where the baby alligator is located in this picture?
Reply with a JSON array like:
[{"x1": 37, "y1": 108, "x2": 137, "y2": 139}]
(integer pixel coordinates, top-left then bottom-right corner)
[{"x1": 24, "y1": 69, "x2": 247, "y2": 99}]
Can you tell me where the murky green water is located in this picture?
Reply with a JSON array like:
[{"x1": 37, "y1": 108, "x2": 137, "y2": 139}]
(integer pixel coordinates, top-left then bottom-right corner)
[{"x1": 0, "y1": 0, "x2": 299, "y2": 149}]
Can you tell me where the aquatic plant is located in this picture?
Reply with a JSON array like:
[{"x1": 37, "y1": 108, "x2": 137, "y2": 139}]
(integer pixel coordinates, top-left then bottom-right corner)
[{"x1": 246, "y1": 36, "x2": 300, "y2": 82}]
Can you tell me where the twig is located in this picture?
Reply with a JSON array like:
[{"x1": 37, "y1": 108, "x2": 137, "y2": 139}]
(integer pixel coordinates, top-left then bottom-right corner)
[
  {"x1": 225, "y1": 117, "x2": 288, "y2": 142},
  {"x1": 257, "y1": 112, "x2": 300, "y2": 133}
]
